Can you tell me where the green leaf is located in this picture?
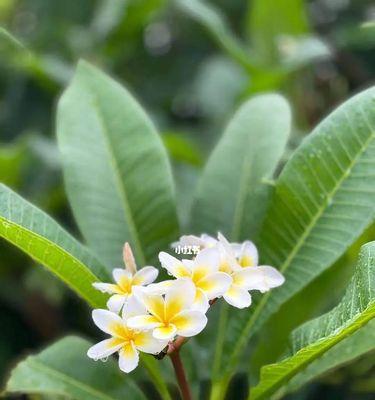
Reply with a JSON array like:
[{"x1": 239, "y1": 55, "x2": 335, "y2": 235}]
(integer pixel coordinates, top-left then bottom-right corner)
[
  {"x1": 0, "y1": 184, "x2": 108, "y2": 308},
  {"x1": 5, "y1": 336, "x2": 146, "y2": 399},
  {"x1": 212, "y1": 86, "x2": 375, "y2": 397},
  {"x1": 285, "y1": 319, "x2": 375, "y2": 394},
  {"x1": 57, "y1": 61, "x2": 179, "y2": 269},
  {"x1": 250, "y1": 222, "x2": 375, "y2": 377},
  {"x1": 174, "y1": 0, "x2": 257, "y2": 72},
  {"x1": 250, "y1": 241, "x2": 375, "y2": 400},
  {"x1": 191, "y1": 93, "x2": 291, "y2": 241}
]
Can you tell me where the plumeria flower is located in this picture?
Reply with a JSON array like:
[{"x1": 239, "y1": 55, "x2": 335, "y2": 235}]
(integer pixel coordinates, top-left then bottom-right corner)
[
  {"x1": 217, "y1": 233, "x2": 285, "y2": 308},
  {"x1": 157, "y1": 248, "x2": 232, "y2": 312},
  {"x1": 127, "y1": 279, "x2": 207, "y2": 340},
  {"x1": 93, "y1": 243, "x2": 158, "y2": 313},
  {"x1": 87, "y1": 296, "x2": 168, "y2": 373}
]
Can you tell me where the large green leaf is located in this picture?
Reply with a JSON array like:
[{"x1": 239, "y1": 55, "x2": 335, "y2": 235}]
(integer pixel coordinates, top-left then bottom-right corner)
[
  {"x1": 5, "y1": 336, "x2": 146, "y2": 399},
  {"x1": 285, "y1": 319, "x2": 375, "y2": 394},
  {"x1": 250, "y1": 241, "x2": 375, "y2": 399},
  {"x1": 0, "y1": 184, "x2": 108, "y2": 308},
  {"x1": 211, "y1": 86, "x2": 375, "y2": 397},
  {"x1": 191, "y1": 93, "x2": 291, "y2": 241},
  {"x1": 57, "y1": 61, "x2": 179, "y2": 269},
  {"x1": 250, "y1": 222, "x2": 375, "y2": 378}
]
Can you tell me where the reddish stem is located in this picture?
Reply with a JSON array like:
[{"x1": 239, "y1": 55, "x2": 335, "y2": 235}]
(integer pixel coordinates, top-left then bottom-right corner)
[{"x1": 169, "y1": 350, "x2": 192, "y2": 400}]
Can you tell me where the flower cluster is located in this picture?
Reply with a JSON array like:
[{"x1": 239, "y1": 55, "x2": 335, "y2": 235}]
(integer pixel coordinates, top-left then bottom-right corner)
[{"x1": 87, "y1": 233, "x2": 285, "y2": 373}]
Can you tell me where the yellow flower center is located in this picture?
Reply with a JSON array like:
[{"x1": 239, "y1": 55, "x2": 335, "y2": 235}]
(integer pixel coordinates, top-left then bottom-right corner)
[
  {"x1": 116, "y1": 276, "x2": 133, "y2": 294},
  {"x1": 111, "y1": 323, "x2": 135, "y2": 342},
  {"x1": 219, "y1": 261, "x2": 232, "y2": 273},
  {"x1": 239, "y1": 255, "x2": 253, "y2": 268}
]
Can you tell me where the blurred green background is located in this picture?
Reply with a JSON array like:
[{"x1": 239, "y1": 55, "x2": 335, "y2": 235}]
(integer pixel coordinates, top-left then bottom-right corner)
[{"x1": 0, "y1": 0, "x2": 374, "y2": 399}]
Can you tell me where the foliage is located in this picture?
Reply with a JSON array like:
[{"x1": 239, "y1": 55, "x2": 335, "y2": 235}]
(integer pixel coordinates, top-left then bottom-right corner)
[
  {"x1": 1, "y1": 60, "x2": 374, "y2": 399},
  {"x1": 1, "y1": 0, "x2": 374, "y2": 399}
]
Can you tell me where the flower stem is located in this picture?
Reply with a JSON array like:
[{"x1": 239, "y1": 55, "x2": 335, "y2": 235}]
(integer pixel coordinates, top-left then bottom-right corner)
[{"x1": 169, "y1": 350, "x2": 192, "y2": 400}]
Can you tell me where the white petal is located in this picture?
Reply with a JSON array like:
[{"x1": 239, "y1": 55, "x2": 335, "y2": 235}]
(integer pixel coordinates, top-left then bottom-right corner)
[
  {"x1": 127, "y1": 315, "x2": 163, "y2": 330},
  {"x1": 217, "y1": 234, "x2": 238, "y2": 270},
  {"x1": 238, "y1": 241, "x2": 258, "y2": 267},
  {"x1": 192, "y1": 288, "x2": 210, "y2": 313},
  {"x1": 107, "y1": 294, "x2": 127, "y2": 314},
  {"x1": 171, "y1": 310, "x2": 207, "y2": 337},
  {"x1": 197, "y1": 272, "x2": 232, "y2": 300},
  {"x1": 158, "y1": 252, "x2": 191, "y2": 278},
  {"x1": 200, "y1": 234, "x2": 218, "y2": 248},
  {"x1": 145, "y1": 280, "x2": 174, "y2": 295},
  {"x1": 132, "y1": 286, "x2": 165, "y2": 320},
  {"x1": 135, "y1": 331, "x2": 168, "y2": 354},
  {"x1": 87, "y1": 338, "x2": 123, "y2": 360},
  {"x1": 165, "y1": 278, "x2": 196, "y2": 317},
  {"x1": 92, "y1": 309, "x2": 123, "y2": 335},
  {"x1": 122, "y1": 295, "x2": 147, "y2": 320},
  {"x1": 113, "y1": 268, "x2": 132, "y2": 284},
  {"x1": 238, "y1": 266, "x2": 285, "y2": 292},
  {"x1": 223, "y1": 285, "x2": 252, "y2": 309},
  {"x1": 173, "y1": 234, "x2": 203, "y2": 247},
  {"x1": 132, "y1": 266, "x2": 158, "y2": 286},
  {"x1": 118, "y1": 342, "x2": 139, "y2": 373},
  {"x1": 193, "y1": 247, "x2": 220, "y2": 274},
  {"x1": 153, "y1": 324, "x2": 177, "y2": 340},
  {"x1": 92, "y1": 282, "x2": 119, "y2": 294}
]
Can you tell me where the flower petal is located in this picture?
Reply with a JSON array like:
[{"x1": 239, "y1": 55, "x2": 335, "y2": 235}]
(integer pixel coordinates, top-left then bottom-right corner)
[
  {"x1": 236, "y1": 266, "x2": 285, "y2": 292},
  {"x1": 127, "y1": 315, "x2": 163, "y2": 330},
  {"x1": 153, "y1": 324, "x2": 177, "y2": 340},
  {"x1": 107, "y1": 294, "x2": 127, "y2": 314},
  {"x1": 133, "y1": 287, "x2": 165, "y2": 320},
  {"x1": 146, "y1": 280, "x2": 174, "y2": 295},
  {"x1": 238, "y1": 241, "x2": 258, "y2": 267},
  {"x1": 132, "y1": 266, "x2": 158, "y2": 286},
  {"x1": 165, "y1": 278, "x2": 196, "y2": 318},
  {"x1": 197, "y1": 272, "x2": 232, "y2": 300},
  {"x1": 223, "y1": 285, "x2": 252, "y2": 309},
  {"x1": 193, "y1": 247, "x2": 220, "y2": 276},
  {"x1": 173, "y1": 234, "x2": 203, "y2": 247},
  {"x1": 92, "y1": 309, "x2": 124, "y2": 335},
  {"x1": 122, "y1": 295, "x2": 147, "y2": 320},
  {"x1": 87, "y1": 338, "x2": 123, "y2": 360},
  {"x1": 113, "y1": 269, "x2": 133, "y2": 294},
  {"x1": 118, "y1": 342, "x2": 139, "y2": 373},
  {"x1": 134, "y1": 331, "x2": 168, "y2": 354},
  {"x1": 171, "y1": 310, "x2": 207, "y2": 337},
  {"x1": 192, "y1": 288, "x2": 210, "y2": 313},
  {"x1": 158, "y1": 252, "x2": 191, "y2": 278},
  {"x1": 92, "y1": 282, "x2": 121, "y2": 294}
]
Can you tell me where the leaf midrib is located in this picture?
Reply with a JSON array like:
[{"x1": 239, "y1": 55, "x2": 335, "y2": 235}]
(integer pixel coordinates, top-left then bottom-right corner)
[
  {"x1": 225, "y1": 124, "x2": 375, "y2": 375},
  {"x1": 251, "y1": 302, "x2": 375, "y2": 400},
  {"x1": 86, "y1": 91, "x2": 146, "y2": 266}
]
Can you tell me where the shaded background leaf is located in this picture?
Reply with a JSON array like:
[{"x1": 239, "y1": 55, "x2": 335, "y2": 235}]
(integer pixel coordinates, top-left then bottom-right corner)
[{"x1": 57, "y1": 61, "x2": 179, "y2": 269}]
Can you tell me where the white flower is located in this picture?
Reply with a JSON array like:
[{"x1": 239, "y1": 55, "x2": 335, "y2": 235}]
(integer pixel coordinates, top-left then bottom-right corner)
[
  {"x1": 93, "y1": 243, "x2": 158, "y2": 313},
  {"x1": 217, "y1": 233, "x2": 285, "y2": 308},
  {"x1": 127, "y1": 279, "x2": 208, "y2": 341},
  {"x1": 157, "y1": 248, "x2": 232, "y2": 312},
  {"x1": 87, "y1": 296, "x2": 168, "y2": 373}
]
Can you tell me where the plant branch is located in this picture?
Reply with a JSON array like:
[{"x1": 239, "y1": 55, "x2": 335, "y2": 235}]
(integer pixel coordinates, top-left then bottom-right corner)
[{"x1": 169, "y1": 350, "x2": 192, "y2": 400}]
